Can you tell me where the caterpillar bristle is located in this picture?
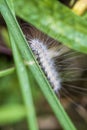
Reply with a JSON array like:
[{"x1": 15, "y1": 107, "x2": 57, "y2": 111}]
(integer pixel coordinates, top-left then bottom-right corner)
[{"x1": 21, "y1": 23, "x2": 87, "y2": 100}]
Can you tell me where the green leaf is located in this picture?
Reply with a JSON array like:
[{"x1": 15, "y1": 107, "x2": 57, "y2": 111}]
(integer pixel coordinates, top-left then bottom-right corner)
[
  {"x1": 14, "y1": 0, "x2": 87, "y2": 53},
  {"x1": 0, "y1": 1, "x2": 77, "y2": 130}
]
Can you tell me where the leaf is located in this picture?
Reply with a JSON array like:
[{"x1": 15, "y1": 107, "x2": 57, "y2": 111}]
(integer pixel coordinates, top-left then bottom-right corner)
[{"x1": 14, "y1": 0, "x2": 87, "y2": 53}]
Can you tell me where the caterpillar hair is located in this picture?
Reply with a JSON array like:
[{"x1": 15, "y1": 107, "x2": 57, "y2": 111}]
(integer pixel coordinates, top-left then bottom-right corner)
[{"x1": 21, "y1": 23, "x2": 87, "y2": 101}]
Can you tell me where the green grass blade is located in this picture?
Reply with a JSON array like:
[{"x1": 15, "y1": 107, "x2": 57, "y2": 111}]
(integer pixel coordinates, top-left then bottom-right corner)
[
  {"x1": 9, "y1": 34, "x2": 38, "y2": 130},
  {"x1": 0, "y1": 1, "x2": 77, "y2": 130},
  {"x1": 0, "y1": 67, "x2": 15, "y2": 77},
  {"x1": 0, "y1": 105, "x2": 26, "y2": 125},
  {"x1": 14, "y1": 0, "x2": 87, "y2": 54}
]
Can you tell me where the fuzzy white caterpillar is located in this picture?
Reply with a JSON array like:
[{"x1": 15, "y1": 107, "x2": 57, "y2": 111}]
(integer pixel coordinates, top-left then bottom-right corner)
[
  {"x1": 22, "y1": 23, "x2": 87, "y2": 98},
  {"x1": 29, "y1": 38, "x2": 61, "y2": 92}
]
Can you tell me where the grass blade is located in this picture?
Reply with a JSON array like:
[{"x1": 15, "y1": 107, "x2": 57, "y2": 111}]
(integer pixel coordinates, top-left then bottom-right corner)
[
  {"x1": 9, "y1": 33, "x2": 38, "y2": 130},
  {"x1": 0, "y1": 67, "x2": 15, "y2": 77}
]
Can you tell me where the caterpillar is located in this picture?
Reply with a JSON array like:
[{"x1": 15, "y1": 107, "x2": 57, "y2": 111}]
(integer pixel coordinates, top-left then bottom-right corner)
[{"x1": 21, "y1": 23, "x2": 87, "y2": 101}]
